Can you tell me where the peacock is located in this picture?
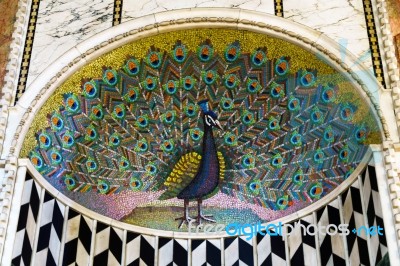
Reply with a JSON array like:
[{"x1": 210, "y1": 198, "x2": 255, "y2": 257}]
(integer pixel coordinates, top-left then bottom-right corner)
[{"x1": 30, "y1": 39, "x2": 370, "y2": 228}]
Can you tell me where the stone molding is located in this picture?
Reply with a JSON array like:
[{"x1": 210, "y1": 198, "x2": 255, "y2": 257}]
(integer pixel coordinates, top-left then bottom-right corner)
[
  {"x1": 0, "y1": 0, "x2": 31, "y2": 260},
  {"x1": 372, "y1": 0, "x2": 400, "y2": 248}
]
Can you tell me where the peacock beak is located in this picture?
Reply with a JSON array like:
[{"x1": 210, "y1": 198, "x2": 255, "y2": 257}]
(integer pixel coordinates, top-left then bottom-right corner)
[{"x1": 215, "y1": 120, "x2": 223, "y2": 130}]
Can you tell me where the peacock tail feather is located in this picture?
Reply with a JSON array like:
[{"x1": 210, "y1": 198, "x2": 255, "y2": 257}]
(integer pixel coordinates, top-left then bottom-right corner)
[{"x1": 30, "y1": 40, "x2": 369, "y2": 211}]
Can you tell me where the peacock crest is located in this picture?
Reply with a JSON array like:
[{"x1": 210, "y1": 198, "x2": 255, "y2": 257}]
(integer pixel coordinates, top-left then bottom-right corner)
[{"x1": 30, "y1": 39, "x2": 372, "y2": 227}]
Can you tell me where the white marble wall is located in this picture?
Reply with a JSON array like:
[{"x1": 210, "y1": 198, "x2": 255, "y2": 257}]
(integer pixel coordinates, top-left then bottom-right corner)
[
  {"x1": 121, "y1": 0, "x2": 275, "y2": 22},
  {"x1": 283, "y1": 0, "x2": 373, "y2": 72},
  {"x1": 26, "y1": 0, "x2": 114, "y2": 87}
]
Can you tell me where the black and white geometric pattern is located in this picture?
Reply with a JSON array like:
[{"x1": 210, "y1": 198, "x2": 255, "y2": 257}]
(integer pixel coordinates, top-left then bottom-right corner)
[
  {"x1": 287, "y1": 214, "x2": 318, "y2": 266},
  {"x1": 93, "y1": 222, "x2": 123, "y2": 265},
  {"x1": 341, "y1": 178, "x2": 370, "y2": 266},
  {"x1": 125, "y1": 232, "x2": 155, "y2": 265},
  {"x1": 12, "y1": 173, "x2": 42, "y2": 266},
  {"x1": 257, "y1": 228, "x2": 286, "y2": 265},
  {"x1": 191, "y1": 239, "x2": 221, "y2": 266},
  {"x1": 62, "y1": 208, "x2": 93, "y2": 266},
  {"x1": 33, "y1": 191, "x2": 65, "y2": 266},
  {"x1": 158, "y1": 238, "x2": 188, "y2": 266},
  {"x1": 224, "y1": 236, "x2": 254, "y2": 266},
  {"x1": 316, "y1": 198, "x2": 346, "y2": 265},
  {"x1": 11, "y1": 164, "x2": 390, "y2": 266},
  {"x1": 361, "y1": 165, "x2": 387, "y2": 265}
]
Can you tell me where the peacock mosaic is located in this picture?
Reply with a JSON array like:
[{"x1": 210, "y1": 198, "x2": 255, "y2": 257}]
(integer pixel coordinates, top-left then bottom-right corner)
[{"x1": 23, "y1": 29, "x2": 381, "y2": 231}]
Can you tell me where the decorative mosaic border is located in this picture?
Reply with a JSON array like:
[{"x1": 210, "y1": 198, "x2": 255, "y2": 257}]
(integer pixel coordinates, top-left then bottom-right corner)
[
  {"x1": 15, "y1": 0, "x2": 40, "y2": 103},
  {"x1": 362, "y1": 0, "x2": 386, "y2": 89},
  {"x1": 1, "y1": 8, "x2": 395, "y2": 262},
  {"x1": 274, "y1": 0, "x2": 284, "y2": 17},
  {"x1": 372, "y1": 0, "x2": 400, "y2": 251},
  {"x1": 112, "y1": 0, "x2": 123, "y2": 26}
]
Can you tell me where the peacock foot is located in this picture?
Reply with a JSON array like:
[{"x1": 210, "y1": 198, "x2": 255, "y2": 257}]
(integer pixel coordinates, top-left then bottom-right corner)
[
  {"x1": 196, "y1": 214, "x2": 216, "y2": 224},
  {"x1": 175, "y1": 216, "x2": 193, "y2": 229}
]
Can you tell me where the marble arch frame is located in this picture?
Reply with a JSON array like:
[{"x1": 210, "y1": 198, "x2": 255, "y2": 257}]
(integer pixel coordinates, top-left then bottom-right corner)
[{"x1": 2, "y1": 7, "x2": 397, "y2": 259}]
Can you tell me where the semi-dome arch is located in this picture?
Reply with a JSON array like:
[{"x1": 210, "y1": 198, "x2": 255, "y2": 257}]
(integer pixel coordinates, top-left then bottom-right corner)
[{"x1": 7, "y1": 8, "x2": 387, "y2": 237}]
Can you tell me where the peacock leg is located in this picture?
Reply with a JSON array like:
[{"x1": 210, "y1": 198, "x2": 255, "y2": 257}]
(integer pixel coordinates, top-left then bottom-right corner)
[
  {"x1": 196, "y1": 199, "x2": 216, "y2": 224},
  {"x1": 175, "y1": 199, "x2": 192, "y2": 228}
]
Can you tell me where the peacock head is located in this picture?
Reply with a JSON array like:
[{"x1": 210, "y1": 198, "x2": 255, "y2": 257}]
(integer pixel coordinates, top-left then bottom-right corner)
[{"x1": 198, "y1": 99, "x2": 223, "y2": 130}]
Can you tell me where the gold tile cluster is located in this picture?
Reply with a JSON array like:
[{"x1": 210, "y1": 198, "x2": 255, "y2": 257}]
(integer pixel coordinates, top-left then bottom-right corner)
[
  {"x1": 363, "y1": 0, "x2": 386, "y2": 88},
  {"x1": 21, "y1": 28, "x2": 381, "y2": 157},
  {"x1": 112, "y1": 0, "x2": 123, "y2": 26},
  {"x1": 15, "y1": 0, "x2": 40, "y2": 102},
  {"x1": 274, "y1": 0, "x2": 284, "y2": 17}
]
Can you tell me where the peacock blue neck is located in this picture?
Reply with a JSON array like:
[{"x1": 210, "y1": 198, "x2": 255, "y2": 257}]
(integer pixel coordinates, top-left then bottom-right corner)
[
  {"x1": 202, "y1": 116, "x2": 217, "y2": 156},
  {"x1": 198, "y1": 115, "x2": 219, "y2": 191}
]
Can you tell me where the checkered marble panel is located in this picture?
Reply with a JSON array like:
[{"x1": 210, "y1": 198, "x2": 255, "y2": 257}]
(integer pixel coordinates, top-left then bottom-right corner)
[
  {"x1": 191, "y1": 239, "x2": 222, "y2": 266},
  {"x1": 316, "y1": 198, "x2": 346, "y2": 266},
  {"x1": 257, "y1": 228, "x2": 286, "y2": 265},
  {"x1": 224, "y1": 236, "x2": 254, "y2": 266},
  {"x1": 341, "y1": 178, "x2": 370, "y2": 266},
  {"x1": 33, "y1": 191, "x2": 65, "y2": 266},
  {"x1": 125, "y1": 232, "x2": 155, "y2": 265},
  {"x1": 158, "y1": 238, "x2": 188, "y2": 266},
  {"x1": 62, "y1": 208, "x2": 94, "y2": 266},
  {"x1": 361, "y1": 165, "x2": 387, "y2": 265},
  {"x1": 12, "y1": 173, "x2": 42, "y2": 266},
  {"x1": 11, "y1": 164, "x2": 390, "y2": 266},
  {"x1": 287, "y1": 214, "x2": 318, "y2": 266},
  {"x1": 93, "y1": 222, "x2": 124, "y2": 265}
]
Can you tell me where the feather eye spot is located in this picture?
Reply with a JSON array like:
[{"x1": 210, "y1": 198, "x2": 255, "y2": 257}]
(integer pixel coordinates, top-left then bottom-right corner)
[
  {"x1": 246, "y1": 79, "x2": 261, "y2": 94},
  {"x1": 309, "y1": 184, "x2": 323, "y2": 199},
  {"x1": 224, "y1": 74, "x2": 239, "y2": 89},
  {"x1": 224, "y1": 42, "x2": 241, "y2": 62},
  {"x1": 130, "y1": 176, "x2": 143, "y2": 191},
  {"x1": 300, "y1": 71, "x2": 315, "y2": 87},
  {"x1": 198, "y1": 44, "x2": 214, "y2": 62},
  {"x1": 83, "y1": 81, "x2": 97, "y2": 98},
  {"x1": 288, "y1": 96, "x2": 300, "y2": 111},
  {"x1": 251, "y1": 49, "x2": 267, "y2": 67},
  {"x1": 173, "y1": 44, "x2": 187, "y2": 63},
  {"x1": 124, "y1": 58, "x2": 140, "y2": 76},
  {"x1": 311, "y1": 107, "x2": 324, "y2": 123},
  {"x1": 124, "y1": 87, "x2": 140, "y2": 103},
  {"x1": 321, "y1": 86, "x2": 336, "y2": 103},
  {"x1": 146, "y1": 51, "x2": 162, "y2": 68},
  {"x1": 340, "y1": 104, "x2": 354, "y2": 121},
  {"x1": 30, "y1": 152, "x2": 44, "y2": 170},
  {"x1": 38, "y1": 133, "x2": 51, "y2": 149},
  {"x1": 49, "y1": 149, "x2": 62, "y2": 165},
  {"x1": 50, "y1": 114, "x2": 64, "y2": 131},
  {"x1": 313, "y1": 149, "x2": 325, "y2": 164},
  {"x1": 271, "y1": 154, "x2": 284, "y2": 168},
  {"x1": 103, "y1": 69, "x2": 118, "y2": 86},
  {"x1": 292, "y1": 170, "x2": 304, "y2": 186},
  {"x1": 275, "y1": 58, "x2": 289, "y2": 75},
  {"x1": 355, "y1": 126, "x2": 367, "y2": 142}
]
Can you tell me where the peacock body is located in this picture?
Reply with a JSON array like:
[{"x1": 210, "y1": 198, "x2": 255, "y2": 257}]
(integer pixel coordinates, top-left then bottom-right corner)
[{"x1": 30, "y1": 39, "x2": 370, "y2": 225}]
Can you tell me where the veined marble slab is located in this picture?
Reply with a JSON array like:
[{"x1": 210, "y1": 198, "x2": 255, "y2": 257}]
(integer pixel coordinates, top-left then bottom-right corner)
[
  {"x1": 26, "y1": 0, "x2": 114, "y2": 88},
  {"x1": 283, "y1": 0, "x2": 373, "y2": 72},
  {"x1": 121, "y1": 0, "x2": 275, "y2": 23}
]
